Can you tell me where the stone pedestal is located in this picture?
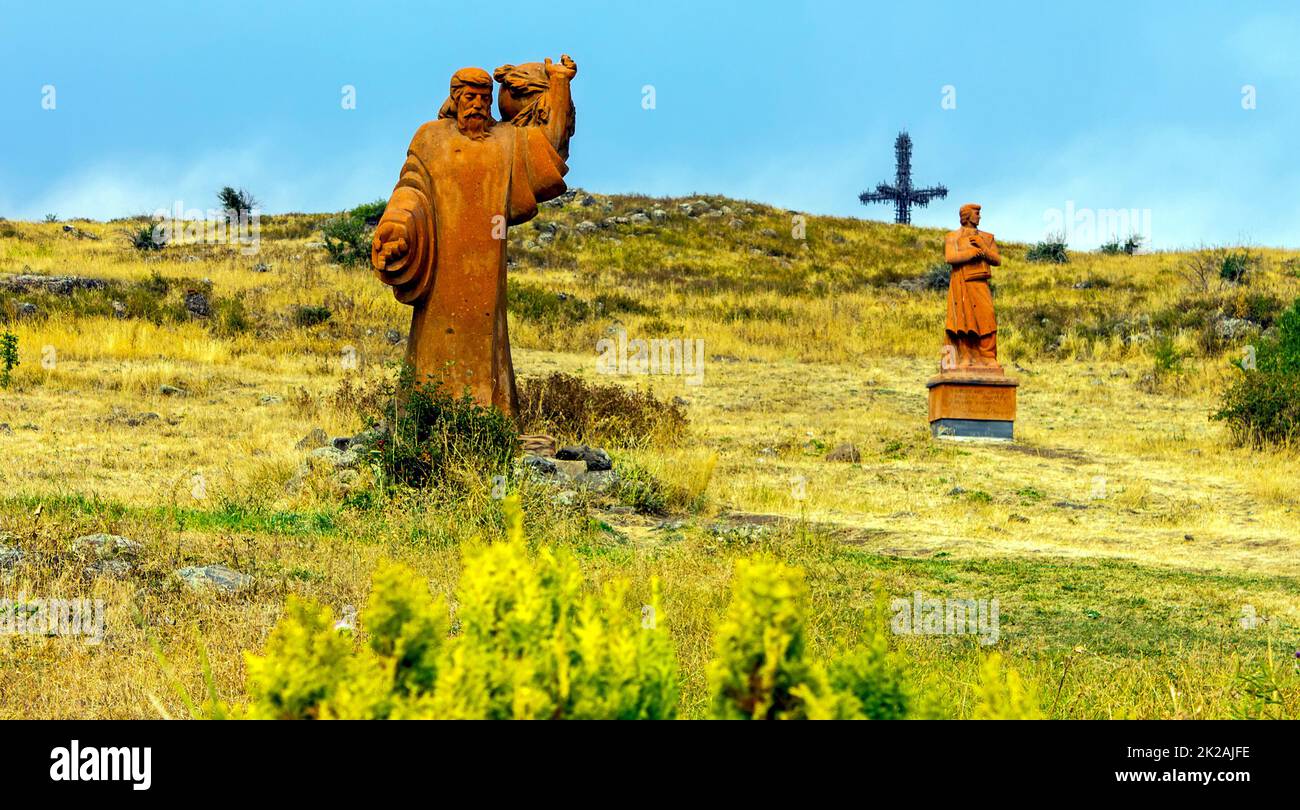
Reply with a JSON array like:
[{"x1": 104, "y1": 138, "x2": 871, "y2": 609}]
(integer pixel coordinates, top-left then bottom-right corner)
[{"x1": 926, "y1": 370, "x2": 1018, "y2": 441}]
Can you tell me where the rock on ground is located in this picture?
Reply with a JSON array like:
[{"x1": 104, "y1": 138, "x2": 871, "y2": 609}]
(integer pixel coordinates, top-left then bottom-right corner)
[{"x1": 176, "y1": 564, "x2": 252, "y2": 593}]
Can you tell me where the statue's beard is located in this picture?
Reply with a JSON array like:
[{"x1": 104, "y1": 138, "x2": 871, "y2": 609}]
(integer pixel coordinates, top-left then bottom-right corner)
[{"x1": 457, "y1": 111, "x2": 494, "y2": 140}]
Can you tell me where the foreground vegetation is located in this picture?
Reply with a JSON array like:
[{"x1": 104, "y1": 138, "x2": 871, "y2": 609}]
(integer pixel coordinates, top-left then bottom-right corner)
[{"x1": 0, "y1": 192, "x2": 1297, "y2": 718}]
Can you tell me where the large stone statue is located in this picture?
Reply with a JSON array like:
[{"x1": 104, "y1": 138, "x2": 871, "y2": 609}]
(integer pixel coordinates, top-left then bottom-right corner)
[
  {"x1": 942, "y1": 203, "x2": 1001, "y2": 370},
  {"x1": 927, "y1": 203, "x2": 1018, "y2": 440},
  {"x1": 371, "y1": 56, "x2": 577, "y2": 418}
]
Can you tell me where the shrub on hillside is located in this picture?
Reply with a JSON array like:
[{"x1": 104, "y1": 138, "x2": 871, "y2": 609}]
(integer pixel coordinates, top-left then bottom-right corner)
[
  {"x1": 354, "y1": 366, "x2": 517, "y2": 490},
  {"x1": 322, "y1": 200, "x2": 388, "y2": 266},
  {"x1": 517, "y1": 372, "x2": 688, "y2": 448},
  {"x1": 321, "y1": 214, "x2": 370, "y2": 266},
  {"x1": 0, "y1": 331, "x2": 18, "y2": 387},
  {"x1": 1213, "y1": 296, "x2": 1300, "y2": 446},
  {"x1": 125, "y1": 222, "x2": 166, "y2": 252},
  {"x1": 1026, "y1": 233, "x2": 1069, "y2": 264},
  {"x1": 1099, "y1": 234, "x2": 1143, "y2": 255},
  {"x1": 243, "y1": 495, "x2": 679, "y2": 719}
]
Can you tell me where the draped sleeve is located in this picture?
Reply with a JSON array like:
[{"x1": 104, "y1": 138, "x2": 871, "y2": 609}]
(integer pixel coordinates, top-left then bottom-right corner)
[
  {"x1": 373, "y1": 128, "x2": 437, "y2": 304},
  {"x1": 506, "y1": 125, "x2": 569, "y2": 226}
]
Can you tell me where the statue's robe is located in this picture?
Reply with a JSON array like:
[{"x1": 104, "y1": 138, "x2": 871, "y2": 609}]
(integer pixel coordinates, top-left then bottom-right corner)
[
  {"x1": 944, "y1": 228, "x2": 999, "y2": 337},
  {"x1": 375, "y1": 118, "x2": 567, "y2": 415}
]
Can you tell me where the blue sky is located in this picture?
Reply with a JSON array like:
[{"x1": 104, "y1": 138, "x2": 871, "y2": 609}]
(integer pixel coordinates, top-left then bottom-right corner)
[{"x1": 2, "y1": 0, "x2": 1298, "y2": 249}]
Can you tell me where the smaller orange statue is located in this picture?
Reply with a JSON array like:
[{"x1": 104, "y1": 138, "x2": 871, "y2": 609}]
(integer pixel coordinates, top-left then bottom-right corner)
[
  {"x1": 927, "y1": 203, "x2": 1018, "y2": 440},
  {"x1": 943, "y1": 203, "x2": 1001, "y2": 370}
]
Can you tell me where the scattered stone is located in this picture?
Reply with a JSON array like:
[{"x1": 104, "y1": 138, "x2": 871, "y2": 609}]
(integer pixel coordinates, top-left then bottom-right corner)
[
  {"x1": 825, "y1": 442, "x2": 861, "y2": 463},
  {"x1": 629, "y1": 212, "x2": 650, "y2": 225},
  {"x1": 523, "y1": 454, "x2": 558, "y2": 475},
  {"x1": 296, "y1": 428, "x2": 329, "y2": 450},
  {"x1": 1053, "y1": 500, "x2": 1089, "y2": 511},
  {"x1": 184, "y1": 289, "x2": 211, "y2": 318},
  {"x1": 73, "y1": 533, "x2": 142, "y2": 558},
  {"x1": 111, "y1": 300, "x2": 127, "y2": 318},
  {"x1": 252, "y1": 262, "x2": 271, "y2": 273},
  {"x1": 650, "y1": 208, "x2": 667, "y2": 221},
  {"x1": 1109, "y1": 367, "x2": 1131, "y2": 378},
  {"x1": 556, "y1": 445, "x2": 612, "y2": 471},
  {"x1": 347, "y1": 425, "x2": 386, "y2": 450},
  {"x1": 580, "y1": 195, "x2": 597, "y2": 207},
  {"x1": 575, "y1": 220, "x2": 597, "y2": 234},
  {"x1": 0, "y1": 544, "x2": 23, "y2": 571},
  {"x1": 946, "y1": 486, "x2": 966, "y2": 496},
  {"x1": 60, "y1": 224, "x2": 100, "y2": 240},
  {"x1": 308, "y1": 446, "x2": 360, "y2": 469},
  {"x1": 159, "y1": 384, "x2": 186, "y2": 397},
  {"x1": 1, "y1": 274, "x2": 106, "y2": 294},
  {"x1": 259, "y1": 395, "x2": 283, "y2": 405},
  {"x1": 85, "y1": 558, "x2": 133, "y2": 579},
  {"x1": 576, "y1": 468, "x2": 619, "y2": 492},
  {"x1": 16, "y1": 302, "x2": 38, "y2": 319},
  {"x1": 384, "y1": 328, "x2": 404, "y2": 345},
  {"x1": 728, "y1": 218, "x2": 745, "y2": 229},
  {"x1": 0, "y1": 423, "x2": 11, "y2": 434},
  {"x1": 330, "y1": 436, "x2": 352, "y2": 451},
  {"x1": 176, "y1": 564, "x2": 252, "y2": 594},
  {"x1": 552, "y1": 458, "x2": 587, "y2": 479},
  {"x1": 1215, "y1": 316, "x2": 1255, "y2": 342}
]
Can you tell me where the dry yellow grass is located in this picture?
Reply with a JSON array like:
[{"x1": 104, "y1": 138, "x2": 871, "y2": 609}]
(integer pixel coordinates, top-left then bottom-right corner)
[{"x1": 1, "y1": 197, "x2": 1297, "y2": 718}]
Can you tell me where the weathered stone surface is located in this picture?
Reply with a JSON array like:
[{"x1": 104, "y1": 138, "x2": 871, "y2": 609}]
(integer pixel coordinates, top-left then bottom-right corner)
[
  {"x1": 551, "y1": 458, "x2": 587, "y2": 478},
  {"x1": 296, "y1": 427, "x2": 329, "y2": 450},
  {"x1": 825, "y1": 443, "x2": 861, "y2": 463},
  {"x1": 523, "y1": 454, "x2": 558, "y2": 475},
  {"x1": 0, "y1": 544, "x2": 23, "y2": 571},
  {"x1": 176, "y1": 564, "x2": 253, "y2": 593},
  {"x1": 307, "y1": 446, "x2": 360, "y2": 469},
  {"x1": 73, "y1": 533, "x2": 142, "y2": 558},
  {"x1": 184, "y1": 289, "x2": 211, "y2": 318},
  {"x1": 1, "y1": 274, "x2": 106, "y2": 294},
  {"x1": 556, "y1": 444, "x2": 611, "y2": 471},
  {"x1": 370, "y1": 56, "x2": 578, "y2": 418},
  {"x1": 159, "y1": 384, "x2": 186, "y2": 397}
]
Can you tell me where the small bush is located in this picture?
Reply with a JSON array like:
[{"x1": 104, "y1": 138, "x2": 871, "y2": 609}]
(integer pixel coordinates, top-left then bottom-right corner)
[
  {"x1": 1213, "y1": 296, "x2": 1300, "y2": 446},
  {"x1": 1219, "y1": 250, "x2": 1259, "y2": 285},
  {"x1": 517, "y1": 372, "x2": 688, "y2": 448},
  {"x1": 1151, "y1": 334, "x2": 1186, "y2": 377},
  {"x1": 1026, "y1": 234, "x2": 1069, "y2": 264},
  {"x1": 351, "y1": 199, "x2": 387, "y2": 226},
  {"x1": 291, "y1": 305, "x2": 332, "y2": 328},
  {"x1": 1213, "y1": 371, "x2": 1300, "y2": 447},
  {"x1": 355, "y1": 367, "x2": 518, "y2": 490},
  {"x1": 243, "y1": 494, "x2": 679, "y2": 719},
  {"x1": 919, "y1": 262, "x2": 951, "y2": 291},
  {"x1": 321, "y1": 215, "x2": 371, "y2": 266},
  {"x1": 126, "y1": 223, "x2": 166, "y2": 252},
  {"x1": 0, "y1": 332, "x2": 18, "y2": 387},
  {"x1": 1099, "y1": 234, "x2": 1143, "y2": 255}
]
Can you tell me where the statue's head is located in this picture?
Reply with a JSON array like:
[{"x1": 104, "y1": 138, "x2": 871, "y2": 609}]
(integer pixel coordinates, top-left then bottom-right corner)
[
  {"x1": 959, "y1": 203, "x2": 981, "y2": 228},
  {"x1": 438, "y1": 67, "x2": 495, "y2": 139}
]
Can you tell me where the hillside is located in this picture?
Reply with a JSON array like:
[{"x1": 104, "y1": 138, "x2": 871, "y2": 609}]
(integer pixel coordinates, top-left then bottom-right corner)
[{"x1": 0, "y1": 191, "x2": 1297, "y2": 718}]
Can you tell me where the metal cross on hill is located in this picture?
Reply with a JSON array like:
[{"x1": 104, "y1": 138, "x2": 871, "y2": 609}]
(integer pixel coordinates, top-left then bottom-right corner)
[{"x1": 859, "y1": 132, "x2": 947, "y2": 225}]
